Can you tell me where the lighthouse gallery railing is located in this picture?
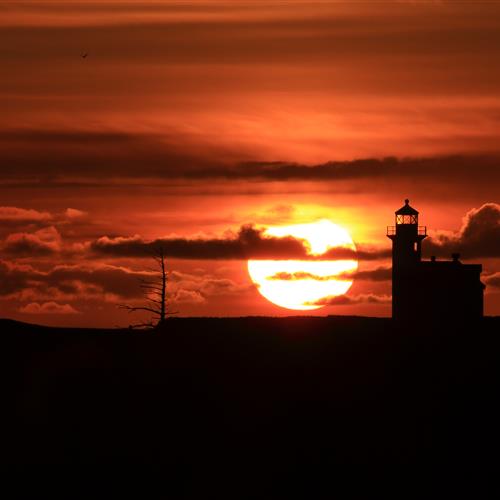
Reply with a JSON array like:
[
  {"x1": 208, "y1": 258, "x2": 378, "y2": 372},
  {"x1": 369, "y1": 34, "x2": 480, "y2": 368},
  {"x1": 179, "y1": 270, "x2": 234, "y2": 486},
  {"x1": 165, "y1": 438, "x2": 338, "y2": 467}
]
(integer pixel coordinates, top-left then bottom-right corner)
[{"x1": 386, "y1": 226, "x2": 427, "y2": 236}]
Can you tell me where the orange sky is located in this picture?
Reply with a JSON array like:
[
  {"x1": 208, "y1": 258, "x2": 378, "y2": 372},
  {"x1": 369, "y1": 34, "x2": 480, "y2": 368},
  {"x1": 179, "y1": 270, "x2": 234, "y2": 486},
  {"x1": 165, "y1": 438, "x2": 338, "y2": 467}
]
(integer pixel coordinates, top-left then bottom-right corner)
[{"x1": 0, "y1": 1, "x2": 499, "y2": 326}]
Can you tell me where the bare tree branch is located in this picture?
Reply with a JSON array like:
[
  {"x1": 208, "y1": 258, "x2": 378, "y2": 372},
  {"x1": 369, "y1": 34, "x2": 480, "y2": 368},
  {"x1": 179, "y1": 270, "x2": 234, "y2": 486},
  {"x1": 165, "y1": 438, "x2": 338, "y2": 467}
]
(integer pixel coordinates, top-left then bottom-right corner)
[
  {"x1": 118, "y1": 245, "x2": 177, "y2": 329},
  {"x1": 140, "y1": 285, "x2": 164, "y2": 292},
  {"x1": 147, "y1": 298, "x2": 163, "y2": 304},
  {"x1": 118, "y1": 304, "x2": 159, "y2": 314}
]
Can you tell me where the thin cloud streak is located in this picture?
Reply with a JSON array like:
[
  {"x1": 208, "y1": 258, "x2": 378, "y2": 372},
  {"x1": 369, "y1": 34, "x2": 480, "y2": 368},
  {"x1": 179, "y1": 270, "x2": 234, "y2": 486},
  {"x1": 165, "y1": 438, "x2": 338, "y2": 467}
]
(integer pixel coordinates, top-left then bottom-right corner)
[
  {"x1": 266, "y1": 267, "x2": 392, "y2": 282},
  {"x1": 306, "y1": 293, "x2": 391, "y2": 306}
]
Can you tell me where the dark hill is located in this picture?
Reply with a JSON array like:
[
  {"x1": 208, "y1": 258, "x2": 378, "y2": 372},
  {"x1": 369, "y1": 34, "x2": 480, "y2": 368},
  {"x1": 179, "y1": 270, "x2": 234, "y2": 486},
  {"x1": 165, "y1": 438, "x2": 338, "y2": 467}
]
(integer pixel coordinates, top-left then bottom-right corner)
[{"x1": 1, "y1": 316, "x2": 499, "y2": 494}]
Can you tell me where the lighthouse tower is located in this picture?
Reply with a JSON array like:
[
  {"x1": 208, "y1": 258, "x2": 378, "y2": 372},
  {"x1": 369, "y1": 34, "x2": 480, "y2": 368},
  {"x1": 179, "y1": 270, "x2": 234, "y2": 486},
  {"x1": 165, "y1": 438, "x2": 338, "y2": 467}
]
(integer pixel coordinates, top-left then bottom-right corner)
[{"x1": 387, "y1": 199, "x2": 427, "y2": 320}]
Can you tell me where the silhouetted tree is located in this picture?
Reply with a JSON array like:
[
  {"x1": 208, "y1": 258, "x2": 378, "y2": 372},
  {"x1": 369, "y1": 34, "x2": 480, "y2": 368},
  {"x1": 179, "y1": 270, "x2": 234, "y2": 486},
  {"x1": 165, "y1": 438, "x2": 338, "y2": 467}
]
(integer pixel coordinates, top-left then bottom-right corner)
[{"x1": 119, "y1": 247, "x2": 176, "y2": 328}]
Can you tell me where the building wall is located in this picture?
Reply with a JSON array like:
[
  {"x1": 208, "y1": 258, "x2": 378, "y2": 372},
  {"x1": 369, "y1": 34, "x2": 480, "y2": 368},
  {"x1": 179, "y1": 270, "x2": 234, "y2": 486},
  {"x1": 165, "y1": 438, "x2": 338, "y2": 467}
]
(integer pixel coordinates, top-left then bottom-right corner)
[{"x1": 394, "y1": 263, "x2": 484, "y2": 322}]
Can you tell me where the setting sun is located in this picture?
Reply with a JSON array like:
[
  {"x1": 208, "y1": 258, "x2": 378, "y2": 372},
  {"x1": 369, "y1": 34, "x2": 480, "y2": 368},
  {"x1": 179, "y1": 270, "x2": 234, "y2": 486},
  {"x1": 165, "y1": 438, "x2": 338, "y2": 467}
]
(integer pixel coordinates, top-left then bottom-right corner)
[{"x1": 247, "y1": 220, "x2": 358, "y2": 310}]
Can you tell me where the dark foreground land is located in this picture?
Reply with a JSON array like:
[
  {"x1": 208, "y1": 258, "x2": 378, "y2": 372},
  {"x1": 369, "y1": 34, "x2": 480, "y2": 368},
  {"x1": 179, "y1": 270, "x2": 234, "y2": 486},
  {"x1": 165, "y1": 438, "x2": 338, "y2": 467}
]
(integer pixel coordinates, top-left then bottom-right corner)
[{"x1": 1, "y1": 316, "x2": 500, "y2": 493}]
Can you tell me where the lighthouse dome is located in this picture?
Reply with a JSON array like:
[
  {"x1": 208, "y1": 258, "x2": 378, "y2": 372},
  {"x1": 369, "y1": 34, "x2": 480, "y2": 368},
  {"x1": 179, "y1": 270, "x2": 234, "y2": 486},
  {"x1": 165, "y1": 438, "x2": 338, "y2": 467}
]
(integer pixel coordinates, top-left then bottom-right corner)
[{"x1": 395, "y1": 199, "x2": 419, "y2": 216}]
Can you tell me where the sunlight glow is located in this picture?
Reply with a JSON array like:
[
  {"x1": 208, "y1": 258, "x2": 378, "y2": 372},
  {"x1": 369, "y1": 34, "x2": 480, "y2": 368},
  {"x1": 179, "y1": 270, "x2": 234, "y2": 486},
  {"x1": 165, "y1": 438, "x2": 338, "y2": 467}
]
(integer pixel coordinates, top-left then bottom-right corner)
[{"x1": 248, "y1": 220, "x2": 358, "y2": 310}]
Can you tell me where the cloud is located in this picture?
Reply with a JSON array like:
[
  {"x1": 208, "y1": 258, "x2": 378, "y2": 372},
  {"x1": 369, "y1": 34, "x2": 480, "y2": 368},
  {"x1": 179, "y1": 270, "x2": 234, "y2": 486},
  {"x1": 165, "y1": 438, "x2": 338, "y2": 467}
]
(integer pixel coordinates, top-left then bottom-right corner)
[
  {"x1": 0, "y1": 260, "x2": 149, "y2": 300},
  {"x1": 266, "y1": 271, "x2": 342, "y2": 282},
  {"x1": 1, "y1": 129, "x2": 500, "y2": 191},
  {"x1": 0, "y1": 260, "x2": 251, "y2": 309},
  {"x1": 65, "y1": 208, "x2": 88, "y2": 220},
  {"x1": 169, "y1": 271, "x2": 252, "y2": 301},
  {"x1": 91, "y1": 225, "x2": 310, "y2": 260},
  {"x1": 339, "y1": 267, "x2": 392, "y2": 282},
  {"x1": 91, "y1": 225, "x2": 389, "y2": 261},
  {"x1": 1, "y1": 209, "x2": 93, "y2": 252},
  {"x1": 0, "y1": 130, "x2": 225, "y2": 184},
  {"x1": 267, "y1": 266, "x2": 391, "y2": 282},
  {"x1": 0, "y1": 260, "x2": 44, "y2": 297},
  {"x1": 425, "y1": 203, "x2": 500, "y2": 259},
  {"x1": 0, "y1": 206, "x2": 52, "y2": 222},
  {"x1": 0, "y1": 207, "x2": 91, "y2": 243},
  {"x1": 215, "y1": 157, "x2": 500, "y2": 189},
  {"x1": 172, "y1": 289, "x2": 205, "y2": 304},
  {"x1": 308, "y1": 294, "x2": 391, "y2": 306},
  {"x1": 484, "y1": 272, "x2": 500, "y2": 289},
  {"x1": 46, "y1": 264, "x2": 152, "y2": 300},
  {"x1": 322, "y1": 247, "x2": 391, "y2": 261},
  {"x1": 252, "y1": 205, "x2": 296, "y2": 225},
  {"x1": 19, "y1": 301, "x2": 80, "y2": 315},
  {"x1": 3, "y1": 226, "x2": 62, "y2": 256}
]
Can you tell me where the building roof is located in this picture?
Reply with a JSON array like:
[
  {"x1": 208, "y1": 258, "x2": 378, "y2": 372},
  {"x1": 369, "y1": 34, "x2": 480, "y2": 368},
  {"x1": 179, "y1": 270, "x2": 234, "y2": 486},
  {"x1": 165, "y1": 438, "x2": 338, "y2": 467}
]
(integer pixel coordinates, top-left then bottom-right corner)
[{"x1": 395, "y1": 199, "x2": 419, "y2": 215}]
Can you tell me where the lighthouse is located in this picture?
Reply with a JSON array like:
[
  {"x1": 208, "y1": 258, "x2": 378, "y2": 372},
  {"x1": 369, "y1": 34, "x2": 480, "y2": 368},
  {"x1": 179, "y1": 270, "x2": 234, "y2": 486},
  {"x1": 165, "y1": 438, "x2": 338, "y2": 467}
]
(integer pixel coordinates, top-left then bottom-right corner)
[
  {"x1": 387, "y1": 200, "x2": 484, "y2": 322},
  {"x1": 387, "y1": 199, "x2": 427, "y2": 320}
]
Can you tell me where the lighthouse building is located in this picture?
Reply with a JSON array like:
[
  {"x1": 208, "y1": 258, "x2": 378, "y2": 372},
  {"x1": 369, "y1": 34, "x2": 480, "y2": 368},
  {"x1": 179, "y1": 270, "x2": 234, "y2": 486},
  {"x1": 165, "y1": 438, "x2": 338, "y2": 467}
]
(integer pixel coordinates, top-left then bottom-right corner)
[{"x1": 387, "y1": 200, "x2": 484, "y2": 321}]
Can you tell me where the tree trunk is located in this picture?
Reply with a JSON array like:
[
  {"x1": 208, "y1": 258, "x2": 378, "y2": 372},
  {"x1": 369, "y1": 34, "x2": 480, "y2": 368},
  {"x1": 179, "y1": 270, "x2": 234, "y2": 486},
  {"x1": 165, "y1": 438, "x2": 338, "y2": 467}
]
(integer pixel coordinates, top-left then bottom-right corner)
[{"x1": 159, "y1": 248, "x2": 166, "y2": 326}]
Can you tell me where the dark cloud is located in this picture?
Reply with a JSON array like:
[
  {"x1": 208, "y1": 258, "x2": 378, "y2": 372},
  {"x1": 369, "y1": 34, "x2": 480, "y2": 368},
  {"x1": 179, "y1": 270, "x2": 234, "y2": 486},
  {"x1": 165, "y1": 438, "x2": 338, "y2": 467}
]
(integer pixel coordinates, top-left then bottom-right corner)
[
  {"x1": 91, "y1": 225, "x2": 309, "y2": 260},
  {"x1": 0, "y1": 260, "x2": 44, "y2": 297},
  {"x1": 0, "y1": 260, "x2": 147, "y2": 300},
  {"x1": 425, "y1": 203, "x2": 500, "y2": 259},
  {"x1": 344, "y1": 267, "x2": 392, "y2": 282},
  {"x1": 1, "y1": 129, "x2": 500, "y2": 190},
  {"x1": 46, "y1": 265, "x2": 150, "y2": 299},
  {"x1": 1, "y1": 216, "x2": 389, "y2": 263},
  {"x1": 168, "y1": 271, "x2": 253, "y2": 304},
  {"x1": 212, "y1": 157, "x2": 500, "y2": 184},
  {"x1": 2, "y1": 226, "x2": 62, "y2": 256},
  {"x1": 90, "y1": 225, "x2": 389, "y2": 261},
  {"x1": 0, "y1": 260, "x2": 251, "y2": 307},
  {"x1": 0, "y1": 130, "x2": 224, "y2": 183},
  {"x1": 322, "y1": 247, "x2": 391, "y2": 262}
]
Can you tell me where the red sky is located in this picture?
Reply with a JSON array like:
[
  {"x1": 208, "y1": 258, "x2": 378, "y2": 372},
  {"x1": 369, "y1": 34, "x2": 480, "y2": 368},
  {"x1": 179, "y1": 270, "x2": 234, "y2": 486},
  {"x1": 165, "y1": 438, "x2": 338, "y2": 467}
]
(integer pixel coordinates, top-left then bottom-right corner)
[{"x1": 1, "y1": 1, "x2": 499, "y2": 326}]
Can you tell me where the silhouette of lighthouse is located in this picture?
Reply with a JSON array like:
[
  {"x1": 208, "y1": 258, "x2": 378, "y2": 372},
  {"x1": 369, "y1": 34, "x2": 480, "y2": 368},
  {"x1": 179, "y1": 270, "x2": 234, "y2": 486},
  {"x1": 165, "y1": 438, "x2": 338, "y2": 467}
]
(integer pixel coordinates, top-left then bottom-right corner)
[
  {"x1": 387, "y1": 199, "x2": 427, "y2": 320},
  {"x1": 387, "y1": 199, "x2": 484, "y2": 321}
]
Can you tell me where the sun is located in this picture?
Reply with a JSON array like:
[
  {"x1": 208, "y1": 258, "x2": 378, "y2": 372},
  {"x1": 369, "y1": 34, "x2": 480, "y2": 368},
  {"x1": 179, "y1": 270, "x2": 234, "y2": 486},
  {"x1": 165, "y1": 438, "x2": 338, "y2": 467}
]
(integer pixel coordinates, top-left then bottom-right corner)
[{"x1": 247, "y1": 220, "x2": 358, "y2": 310}]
